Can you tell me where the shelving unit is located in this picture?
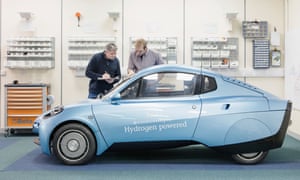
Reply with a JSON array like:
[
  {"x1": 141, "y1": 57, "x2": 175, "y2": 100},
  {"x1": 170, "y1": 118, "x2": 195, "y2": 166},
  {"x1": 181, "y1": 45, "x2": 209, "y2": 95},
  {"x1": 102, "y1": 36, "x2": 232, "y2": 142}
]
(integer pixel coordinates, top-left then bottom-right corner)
[
  {"x1": 242, "y1": 21, "x2": 268, "y2": 38},
  {"x1": 4, "y1": 84, "x2": 49, "y2": 136},
  {"x1": 6, "y1": 37, "x2": 55, "y2": 69},
  {"x1": 130, "y1": 37, "x2": 177, "y2": 64},
  {"x1": 191, "y1": 37, "x2": 239, "y2": 69},
  {"x1": 68, "y1": 36, "x2": 116, "y2": 69},
  {"x1": 253, "y1": 39, "x2": 270, "y2": 69}
]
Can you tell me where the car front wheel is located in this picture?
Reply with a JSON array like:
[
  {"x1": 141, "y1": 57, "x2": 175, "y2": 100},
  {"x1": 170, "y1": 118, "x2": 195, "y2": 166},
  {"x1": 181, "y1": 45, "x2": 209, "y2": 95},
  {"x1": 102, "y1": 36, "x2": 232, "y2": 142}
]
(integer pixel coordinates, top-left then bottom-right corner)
[
  {"x1": 231, "y1": 151, "x2": 268, "y2": 164},
  {"x1": 52, "y1": 123, "x2": 96, "y2": 165}
]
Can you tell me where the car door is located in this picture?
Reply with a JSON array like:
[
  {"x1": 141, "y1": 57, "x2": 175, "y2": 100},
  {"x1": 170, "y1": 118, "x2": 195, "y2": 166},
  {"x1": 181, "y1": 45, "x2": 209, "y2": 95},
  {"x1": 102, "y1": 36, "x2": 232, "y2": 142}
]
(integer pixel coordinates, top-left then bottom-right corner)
[{"x1": 94, "y1": 72, "x2": 202, "y2": 145}]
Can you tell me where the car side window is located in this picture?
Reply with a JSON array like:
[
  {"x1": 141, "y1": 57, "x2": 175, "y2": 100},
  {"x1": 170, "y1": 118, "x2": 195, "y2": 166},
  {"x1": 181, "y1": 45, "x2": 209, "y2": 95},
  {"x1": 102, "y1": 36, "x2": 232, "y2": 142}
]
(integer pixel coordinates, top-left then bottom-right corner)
[
  {"x1": 120, "y1": 72, "x2": 198, "y2": 99},
  {"x1": 200, "y1": 75, "x2": 217, "y2": 94},
  {"x1": 139, "y1": 72, "x2": 197, "y2": 98}
]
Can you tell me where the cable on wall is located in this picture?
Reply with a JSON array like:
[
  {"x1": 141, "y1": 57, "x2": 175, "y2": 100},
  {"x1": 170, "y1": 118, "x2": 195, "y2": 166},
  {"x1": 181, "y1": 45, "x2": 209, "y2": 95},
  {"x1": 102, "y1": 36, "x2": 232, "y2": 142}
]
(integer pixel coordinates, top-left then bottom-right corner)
[
  {"x1": 122, "y1": 0, "x2": 124, "y2": 67},
  {"x1": 60, "y1": 0, "x2": 63, "y2": 105},
  {"x1": 243, "y1": 0, "x2": 247, "y2": 82},
  {"x1": 183, "y1": 0, "x2": 186, "y2": 65},
  {"x1": 0, "y1": 0, "x2": 2, "y2": 116},
  {"x1": 0, "y1": 0, "x2": 2, "y2": 67}
]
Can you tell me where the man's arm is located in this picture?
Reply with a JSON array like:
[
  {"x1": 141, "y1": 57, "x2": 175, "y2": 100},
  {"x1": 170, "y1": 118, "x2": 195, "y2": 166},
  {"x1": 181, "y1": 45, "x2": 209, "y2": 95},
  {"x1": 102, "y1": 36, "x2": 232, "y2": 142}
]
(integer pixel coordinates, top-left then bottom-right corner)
[
  {"x1": 113, "y1": 60, "x2": 122, "y2": 83},
  {"x1": 86, "y1": 55, "x2": 104, "y2": 80},
  {"x1": 156, "y1": 52, "x2": 165, "y2": 65},
  {"x1": 127, "y1": 52, "x2": 136, "y2": 76}
]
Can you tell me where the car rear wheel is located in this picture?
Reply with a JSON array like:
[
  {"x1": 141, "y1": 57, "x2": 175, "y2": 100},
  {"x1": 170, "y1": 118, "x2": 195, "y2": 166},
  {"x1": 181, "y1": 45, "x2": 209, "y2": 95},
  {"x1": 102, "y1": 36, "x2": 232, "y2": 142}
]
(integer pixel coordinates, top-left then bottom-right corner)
[
  {"x1": 231, "y1": 151, "x2": 268, "y2": 164},
  {"x1": 52, "y1": 123, "x2": 96, "y2": 165}
]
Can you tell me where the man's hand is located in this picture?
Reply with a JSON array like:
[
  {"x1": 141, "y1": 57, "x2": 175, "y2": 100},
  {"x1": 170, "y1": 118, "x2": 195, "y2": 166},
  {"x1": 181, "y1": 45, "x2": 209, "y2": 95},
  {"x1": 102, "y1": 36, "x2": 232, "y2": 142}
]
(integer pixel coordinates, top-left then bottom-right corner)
[
  {"x1": 98, "y1": 72, "x2": 112, "y2": 81},
  {"x1": 102, "y1": 72, "x2": 111, "y2": 80},
  {"x1": 127, "y1": 69, "x2": 135, "y2": 77},
  {"x1": 103, "y1": 72, "x2": 113, "y2": 84}
]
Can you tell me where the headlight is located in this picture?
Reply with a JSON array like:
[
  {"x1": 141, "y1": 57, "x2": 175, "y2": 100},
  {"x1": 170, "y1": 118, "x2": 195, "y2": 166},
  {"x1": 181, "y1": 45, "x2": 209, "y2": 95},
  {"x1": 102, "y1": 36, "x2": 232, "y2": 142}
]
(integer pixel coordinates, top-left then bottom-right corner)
[{"x1": 43, "y1": 105, "x2": 64, "y2": 119}]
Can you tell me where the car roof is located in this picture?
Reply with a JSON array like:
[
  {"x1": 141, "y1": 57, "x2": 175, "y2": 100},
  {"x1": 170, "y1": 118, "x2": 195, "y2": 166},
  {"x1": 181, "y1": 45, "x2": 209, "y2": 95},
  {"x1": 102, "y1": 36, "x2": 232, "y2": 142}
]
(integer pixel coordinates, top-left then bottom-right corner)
[
  {"x1": 135, "y1": 64, "x2": 218, "y2": 77},
  {"x1": 132, "y1": 65, "x2": 270, "y2": 96}
]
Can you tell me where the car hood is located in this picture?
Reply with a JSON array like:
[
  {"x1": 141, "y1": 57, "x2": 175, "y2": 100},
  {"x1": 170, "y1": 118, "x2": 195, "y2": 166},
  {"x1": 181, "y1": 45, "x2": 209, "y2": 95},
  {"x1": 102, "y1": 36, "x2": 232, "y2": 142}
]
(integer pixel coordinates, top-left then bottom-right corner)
[
  {"x1": 66, "y1": 98, "x2": 108, "y2": 108},
  {"x1": 36, "y1": 98, "x2": 108, "y2": 122}
]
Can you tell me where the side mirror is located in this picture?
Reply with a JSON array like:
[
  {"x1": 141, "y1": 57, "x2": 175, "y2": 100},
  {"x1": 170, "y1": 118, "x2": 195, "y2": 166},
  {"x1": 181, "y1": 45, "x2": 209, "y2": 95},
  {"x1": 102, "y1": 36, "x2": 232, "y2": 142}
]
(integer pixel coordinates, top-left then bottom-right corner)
[{"x1": 111, "y1": 93, "x2": 121, "y2": 105}]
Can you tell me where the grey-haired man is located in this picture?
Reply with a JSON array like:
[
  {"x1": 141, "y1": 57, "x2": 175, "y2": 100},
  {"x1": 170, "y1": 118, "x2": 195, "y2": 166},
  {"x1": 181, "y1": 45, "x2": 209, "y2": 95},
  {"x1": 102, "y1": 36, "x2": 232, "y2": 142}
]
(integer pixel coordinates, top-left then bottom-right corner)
[{"x1": 86, "y1": 43, "x2": 121, "y2": 99}]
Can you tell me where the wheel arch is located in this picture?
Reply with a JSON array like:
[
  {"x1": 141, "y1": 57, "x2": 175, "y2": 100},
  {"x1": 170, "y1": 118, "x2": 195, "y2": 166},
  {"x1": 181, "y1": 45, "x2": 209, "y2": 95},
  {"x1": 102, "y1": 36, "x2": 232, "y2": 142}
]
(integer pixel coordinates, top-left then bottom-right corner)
[
  {"x1": 224, "y1": 118, "x2": 272, "y2": 145},
  {"x1": 49, "y1": 120, "x2": 108, "y2": 156}
]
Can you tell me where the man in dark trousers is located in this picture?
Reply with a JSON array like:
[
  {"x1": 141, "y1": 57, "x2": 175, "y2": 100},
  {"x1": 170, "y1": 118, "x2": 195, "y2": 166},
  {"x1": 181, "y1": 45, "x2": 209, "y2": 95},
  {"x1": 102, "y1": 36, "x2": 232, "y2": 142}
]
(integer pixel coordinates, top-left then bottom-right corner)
[{"x1": 86, "y1": 43, "x2": 121, "y2": 99}]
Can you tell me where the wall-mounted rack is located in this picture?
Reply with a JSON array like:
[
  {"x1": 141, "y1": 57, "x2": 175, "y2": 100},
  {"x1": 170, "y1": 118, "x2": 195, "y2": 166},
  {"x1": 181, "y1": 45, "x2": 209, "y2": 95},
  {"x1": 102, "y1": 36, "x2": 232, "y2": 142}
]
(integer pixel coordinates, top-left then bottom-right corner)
[
  {"x1": 67, "y1": 36, "x2": 116, "y2": 70},
  {"x1": 6, "y1": 37, "x2": 55, "y2": 69},
  {"x1": 191, "y1": 37, "x2": 239, "y2": 69},
  {"x1": 242, "y1": 21, "x2": 268, "y2": 38}
]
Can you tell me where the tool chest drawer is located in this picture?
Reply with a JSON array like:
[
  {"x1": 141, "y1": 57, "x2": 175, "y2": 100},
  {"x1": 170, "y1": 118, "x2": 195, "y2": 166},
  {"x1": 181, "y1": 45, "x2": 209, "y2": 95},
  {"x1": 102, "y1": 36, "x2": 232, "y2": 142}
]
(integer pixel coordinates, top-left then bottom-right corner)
[{"x1": 4, "y1": 84, "x2": 49, "y2": 136}]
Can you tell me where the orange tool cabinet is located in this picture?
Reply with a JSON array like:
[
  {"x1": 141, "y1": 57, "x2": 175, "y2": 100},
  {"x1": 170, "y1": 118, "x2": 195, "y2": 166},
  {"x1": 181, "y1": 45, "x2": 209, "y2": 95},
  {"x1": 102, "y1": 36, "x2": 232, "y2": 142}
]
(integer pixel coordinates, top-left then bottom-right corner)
[{"x1": 4, "y1": 84, "x2": 49, "y2": 136}]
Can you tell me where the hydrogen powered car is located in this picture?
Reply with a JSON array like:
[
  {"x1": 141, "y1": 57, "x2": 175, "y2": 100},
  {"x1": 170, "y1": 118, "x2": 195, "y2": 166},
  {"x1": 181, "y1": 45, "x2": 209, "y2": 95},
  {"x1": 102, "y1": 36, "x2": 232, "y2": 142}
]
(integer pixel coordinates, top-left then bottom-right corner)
[{"x1": 33, "y1": 64, "x2": 292, "y2": 165}]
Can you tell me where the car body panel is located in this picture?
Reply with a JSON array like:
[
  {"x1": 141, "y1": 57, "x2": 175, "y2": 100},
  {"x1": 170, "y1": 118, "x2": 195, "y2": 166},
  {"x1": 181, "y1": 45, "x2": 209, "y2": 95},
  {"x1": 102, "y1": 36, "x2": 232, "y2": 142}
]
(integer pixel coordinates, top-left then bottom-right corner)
[
  {"x1": 32, "y1": 64, "x2": 292, "y2": 163},
  {"x1": 93, "y1": 96, "x2": 201, "y2": 145},
  {"x1": 35, "y1": 103, "x2": 109, "y2": 155},
  {"x1": 193, "y1": 110, "x2": 285, "y2": 146}
]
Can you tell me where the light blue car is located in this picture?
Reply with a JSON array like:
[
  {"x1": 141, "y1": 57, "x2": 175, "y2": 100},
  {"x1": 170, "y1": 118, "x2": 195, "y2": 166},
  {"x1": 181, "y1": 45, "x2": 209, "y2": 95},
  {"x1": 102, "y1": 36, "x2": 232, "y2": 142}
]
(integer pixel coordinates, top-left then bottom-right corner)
[{"x1": 32, "y1": 64, "x2": 292, "y2": 165}]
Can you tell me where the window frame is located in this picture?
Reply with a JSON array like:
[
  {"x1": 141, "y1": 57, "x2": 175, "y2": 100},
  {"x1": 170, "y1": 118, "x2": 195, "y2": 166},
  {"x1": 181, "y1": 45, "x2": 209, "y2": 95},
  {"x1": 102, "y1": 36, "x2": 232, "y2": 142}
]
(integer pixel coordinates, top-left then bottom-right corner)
[{"x1": 120, "y1": 72, "x2": 201, "y2": 99}]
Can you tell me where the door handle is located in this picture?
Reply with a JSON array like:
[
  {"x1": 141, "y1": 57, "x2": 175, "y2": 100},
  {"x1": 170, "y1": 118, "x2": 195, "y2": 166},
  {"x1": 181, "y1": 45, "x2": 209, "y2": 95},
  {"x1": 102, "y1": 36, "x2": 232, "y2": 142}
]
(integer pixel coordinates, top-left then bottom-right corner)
[{"x1": 224, "y1": 104, "x2": 230, "y2": 110}]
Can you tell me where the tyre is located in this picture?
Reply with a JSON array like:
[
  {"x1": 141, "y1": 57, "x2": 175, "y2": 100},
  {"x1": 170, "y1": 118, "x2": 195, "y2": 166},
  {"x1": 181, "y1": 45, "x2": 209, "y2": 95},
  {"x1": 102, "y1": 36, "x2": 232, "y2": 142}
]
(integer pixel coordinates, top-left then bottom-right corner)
[
  {"x1": 231, "y1": 151, "x2": 269, "y2": 165},
  {"x1": 52, "y1": 123, "x2": 96, "y2": 165}
]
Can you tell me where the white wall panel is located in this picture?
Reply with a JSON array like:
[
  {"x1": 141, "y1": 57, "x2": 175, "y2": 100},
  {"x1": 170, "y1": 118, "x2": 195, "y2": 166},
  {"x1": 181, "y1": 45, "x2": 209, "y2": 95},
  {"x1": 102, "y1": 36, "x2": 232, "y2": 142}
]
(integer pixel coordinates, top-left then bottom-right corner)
[
  {"x1": 0, "y1": 0, "x2": 61, "y2": 128},
  {"x1": 285, "y1": 0, "x2": 300, "y2": 136},
  {"x1": 185, "y1": 0, "x2": 244, "y2": 66},
  {"x1": 61, "y1": 0, "x2": 122, "y2": 105},
  {"x1": 123, "y1": 0, "x2": 184, "y2": 64}
]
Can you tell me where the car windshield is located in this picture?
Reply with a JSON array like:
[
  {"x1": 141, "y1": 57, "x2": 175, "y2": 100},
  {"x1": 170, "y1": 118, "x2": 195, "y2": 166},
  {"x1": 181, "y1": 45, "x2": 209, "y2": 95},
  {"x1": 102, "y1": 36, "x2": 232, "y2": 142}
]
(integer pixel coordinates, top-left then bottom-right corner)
[{"x1": 102, "y1": 77, "x2": 130, "y2": 99}]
